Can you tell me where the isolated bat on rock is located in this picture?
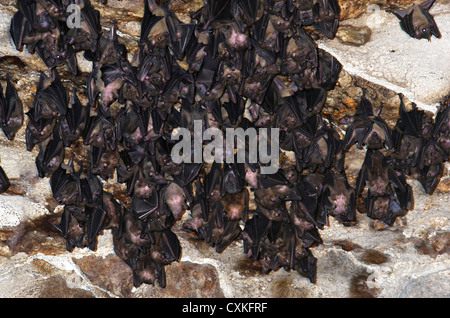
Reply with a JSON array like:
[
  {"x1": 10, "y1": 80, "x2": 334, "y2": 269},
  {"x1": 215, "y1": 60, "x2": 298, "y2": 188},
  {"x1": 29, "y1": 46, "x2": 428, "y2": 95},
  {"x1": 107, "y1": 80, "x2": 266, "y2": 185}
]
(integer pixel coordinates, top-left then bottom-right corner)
[{"x1": 389, "y1": 0, "x2": 441, "y2": 40}]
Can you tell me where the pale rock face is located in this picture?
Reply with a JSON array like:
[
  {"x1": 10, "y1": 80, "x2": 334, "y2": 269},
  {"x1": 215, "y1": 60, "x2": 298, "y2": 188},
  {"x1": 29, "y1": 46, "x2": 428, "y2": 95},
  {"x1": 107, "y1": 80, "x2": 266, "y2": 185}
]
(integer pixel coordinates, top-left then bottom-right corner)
[{"x1": 317, "y1": 2, "x2": 450, "y2": 111}]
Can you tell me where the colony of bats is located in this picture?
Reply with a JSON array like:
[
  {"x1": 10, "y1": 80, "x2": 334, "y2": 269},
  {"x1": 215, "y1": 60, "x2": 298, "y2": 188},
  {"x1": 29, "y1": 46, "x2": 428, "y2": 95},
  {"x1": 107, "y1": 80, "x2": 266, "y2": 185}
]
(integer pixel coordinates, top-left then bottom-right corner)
[{"x1": 0, "y1": 0, "x2": 447, "y2": 287}]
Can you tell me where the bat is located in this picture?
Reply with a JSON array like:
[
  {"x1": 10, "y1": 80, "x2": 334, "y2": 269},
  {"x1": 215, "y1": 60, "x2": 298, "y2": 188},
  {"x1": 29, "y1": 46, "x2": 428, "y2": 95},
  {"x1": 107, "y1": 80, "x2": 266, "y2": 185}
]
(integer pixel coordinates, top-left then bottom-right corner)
[
  {"x1": 411, "y1": 163, "x2": 443, "y2": 194},
  {"x1": 64, "y1": 0, "x2": 101, "y2": 57},
  {"x1": 220, "y1": 162, "x2": 246, "y2": 196},
  {"x1": 35, "y1": 126, "x2": 65, "y2": 178},
  {"x1": 433, "y1": 103, "x2": 450, "y2": 158},
  {"x1": 122, "y1": 208, "x2": 153, "y2": 247},
  {"x1": 32, "y1": 70, "x2": 68, "y2": 120},
  {"x1": 83, "y1": 110, "x2": 116, "y2": 150},
  {"x1": 289, "y1": 190, "x2": 324, "y2": 240},
  {"x1": 25, "y1": 107, "x2": 57, "y2": 151},
  {"x1": 0, "y1": 75, "x2": 24, "y2": 140},
  {"x1": 254, "y1": 169, "x2": 302, "y2": 221},
  {"x1": 319, "y1": 170, "x2": 356, "y2": 223},
  {"x1": 204, "y1": 212, "x2": 242, "y2": 253},
  {"x1": 342, "y1": 95, "x2": 393, "y2": 151},
  {"x1": 280, "y1": 29, "x2": 318, "y2": 80},
  {"x1": 290, "y1": 0, "x2": 315, "y2": 27},
  {"x1": 78, "y1": 169, "x2": 104, "y2": 208},
  {"x1": 58, "y1": 90, "x2": 90, "y2": 147},
  {"x1": 87, "y1": 144, "x2": 119, "y2": 180},
  {"x1": 391, "y1": 94, "x2": 439, "y2": 174},
  {"x1": 241, "y1": 209, "x2": 271, "y2": 259},
  {"x1": 150, "y1": 229, "x2": 181, "y2": 265},
  {"x1": 301, "y1": 123, "x2": 343, "y2": 173},
  {"x1": 192, "y1": 0, "x2": 233, "y2": 31},
  {"x1": 389, "y1": 0, "x2": 441, "y2": 40},
  {"x1": 155, "y1": 138, "x2": 183, "y2": 176},
  {"x1": 315, "y1": 48, "x2": 342, "y2": 90},
  {"x1": 54, "y1": 207, "x2": 86, "y2": 252},
  {"x1": 311, "y1": 0, "x2": 340, "y2": 39},
  {"x1": 112, "y1": 226, "x2": 140, "y2": 270},
  {"x1": 356, "y1": 149, "x2": 410, "y2": 197},
  {"x1": 231, "y1": 0, "x2": 264, "y2": 31},
  {"x1": 364, "y1": 183, "x2": 412, "y2": 225},
  {"x1": 162, "y1": 181, "x2": 188, "y2": 220},
  {"x1": 86, "y1": 207, "x2": 107, "y2": 250},
  {"x1": 182, "y1": 179, "x2": 210, "y2": 233},
  {"x1": 218, "y1": 188, "x2": 249, "y2": 222},
  {"x1": 132, "y1": 252, "x2": 166, "y2": 287},
  {"x1": 50, "y1": 163, "x2": 82, "y2": 206},
  {"x1": 293, "y1": 87, "x2": 327, "y2": 120},
  {"x1": 356, "y1": 149, "x2": 413, "y2": 223}
]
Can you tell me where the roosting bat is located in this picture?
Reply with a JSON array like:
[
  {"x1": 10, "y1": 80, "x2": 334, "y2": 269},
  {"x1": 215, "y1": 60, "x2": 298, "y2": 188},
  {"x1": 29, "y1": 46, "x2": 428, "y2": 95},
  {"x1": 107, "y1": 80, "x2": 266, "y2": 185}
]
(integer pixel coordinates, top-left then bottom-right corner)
[
  {"x1": 0, "y1": 75, "x2": 23, "y2": 140},
  {"x1": 319, "y1": 170, "x2": 356, "y2": 223},
  {"x1": 389, "y1": 0, "x2": 441, "y2": 40},
  {"x1": 58, "y1": 90, "x2": 90, "y2": 147},
  {"x1": 342, "y1": 96, "x2": 393, "y2": 151},
  {"x1": 35, "y1": 127, "x2": 65, "y2": 178},
  {"x1": 32, "y1": 70, "x2": 68, "y2": 121},
  {"x1": 356, "y1": 149, "x2": 413, "y2": 224}
]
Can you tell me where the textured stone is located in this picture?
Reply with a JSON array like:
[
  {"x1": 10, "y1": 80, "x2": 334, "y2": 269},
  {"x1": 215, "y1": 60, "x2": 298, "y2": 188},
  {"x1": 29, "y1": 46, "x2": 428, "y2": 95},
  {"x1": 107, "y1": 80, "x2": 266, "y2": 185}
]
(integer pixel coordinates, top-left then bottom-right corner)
[
  {"x1": 318, "y1": 2, "x2": 450, "y2": 110},
  {"x1": 0, "y1": 214, "x2": 66, "y2": 256},
  {"x1": 336, "y1": 25, "x2": 372, "y2": 46},
  {"x1": 135, "y1": 261, "x2": 225, "y2": 298},
  {"x1": 338, "y1": 0, "x2": 415, "y2": 20},
  {"x1": 73, "y1": 254, "x2": 134, "y2": 297}
]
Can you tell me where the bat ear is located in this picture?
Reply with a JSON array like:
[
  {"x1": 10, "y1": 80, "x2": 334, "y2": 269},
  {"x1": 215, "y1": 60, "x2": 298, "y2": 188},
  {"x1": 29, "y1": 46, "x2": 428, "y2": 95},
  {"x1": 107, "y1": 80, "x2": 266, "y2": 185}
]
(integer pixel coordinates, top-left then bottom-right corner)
[
  {"x1": 355, "y1": 95, "x2": 374, "y2": 117},
  {"x1": 419, "y1": 0, "x2": 436, "y2": 11},
  {"x1": 391, "y1": 9, "x2": 407, "y2": 20}
]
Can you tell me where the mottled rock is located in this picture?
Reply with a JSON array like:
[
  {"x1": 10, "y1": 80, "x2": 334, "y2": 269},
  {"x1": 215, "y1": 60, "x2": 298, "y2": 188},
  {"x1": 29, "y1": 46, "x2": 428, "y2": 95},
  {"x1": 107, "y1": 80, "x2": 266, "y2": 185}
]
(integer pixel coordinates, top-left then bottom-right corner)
[
  {"x1": 414, "y1": 232, "x2": 450, "y2": 258},
  {"x1": 336, "y1": 25, "x2": 372, "y2": 46},
  {"x1": 338, "y1": 0, "x2": 415, "y2": 20},
  {"x1": 73, "y1": 254, "x2": 134, "y2": 297},
  {"x1": 36, "y1": 275, "x2": 96, "y2": 298},
  {"x1": 398, "y1": 270, "x2": 450, "y2": 298},
  {"x1": 349, "y1": 273, "x2": 380, "y2": 298},
  {"x1": 0, "y1": 214, "x2": 66, "y2": 256},
  {"x1": 361, "y1": 249, "x2": 390, "y2": 264},
  {"x1": 136, "y1": 261, "x2": 225, "y2": 298}
]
